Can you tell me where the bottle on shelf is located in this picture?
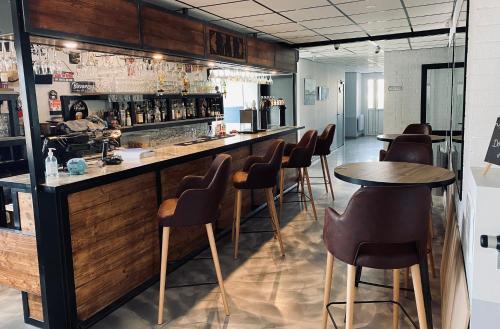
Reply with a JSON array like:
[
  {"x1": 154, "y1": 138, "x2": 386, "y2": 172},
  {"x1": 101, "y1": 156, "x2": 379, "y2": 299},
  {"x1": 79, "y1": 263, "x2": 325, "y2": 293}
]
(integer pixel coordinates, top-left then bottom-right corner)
[
  {"x1": 135, "y1": 103, "x2": 144, "y2": 124},
  {"x1": 120, "y1": 102, "x2": 127, "y2": 126}
]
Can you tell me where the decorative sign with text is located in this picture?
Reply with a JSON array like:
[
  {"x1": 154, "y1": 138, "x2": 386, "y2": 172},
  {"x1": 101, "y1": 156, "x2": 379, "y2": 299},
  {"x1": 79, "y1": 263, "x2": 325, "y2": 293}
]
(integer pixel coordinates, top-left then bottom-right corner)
[
  {"x1": 208, "y1": 28, "x2": 246, "y2": 62},
  {"x1": 70, "y1": 81, "x2": 95, "y2": 94},
  {"x1": 483, "y1": 117, "x2": 500, "y2": 174}
]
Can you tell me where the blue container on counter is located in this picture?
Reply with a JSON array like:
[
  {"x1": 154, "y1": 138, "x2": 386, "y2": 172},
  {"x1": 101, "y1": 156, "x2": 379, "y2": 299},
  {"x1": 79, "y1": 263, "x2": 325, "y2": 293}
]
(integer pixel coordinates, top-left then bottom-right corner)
[{"x1": 66, "y1": 158, "x2": 87, "y2": 175}]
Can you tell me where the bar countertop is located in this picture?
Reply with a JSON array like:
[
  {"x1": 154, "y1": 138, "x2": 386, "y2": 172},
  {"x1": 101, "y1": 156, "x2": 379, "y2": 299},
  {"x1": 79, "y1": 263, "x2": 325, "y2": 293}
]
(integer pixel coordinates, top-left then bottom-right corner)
[{"x1": 0, "y1": 126, "x2": 302, "y2": 193}]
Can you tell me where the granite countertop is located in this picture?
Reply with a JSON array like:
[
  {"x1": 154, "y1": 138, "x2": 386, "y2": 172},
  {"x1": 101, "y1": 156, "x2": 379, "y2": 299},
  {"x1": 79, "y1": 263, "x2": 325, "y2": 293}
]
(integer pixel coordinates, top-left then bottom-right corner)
[{"x1": 0, "y1": 126, "x2": 302, "y2": 192}]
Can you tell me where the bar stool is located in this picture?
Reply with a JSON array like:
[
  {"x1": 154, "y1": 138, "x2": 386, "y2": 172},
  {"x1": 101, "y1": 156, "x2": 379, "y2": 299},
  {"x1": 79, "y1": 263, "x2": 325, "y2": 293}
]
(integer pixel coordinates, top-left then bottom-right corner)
[
  {"x1": 232, "y1": 140, "x2": 285, "y2": 259},
  {"x1": 157, "y1": 154, "x2": 232, "y2": 325},
  {"x1": 403, "y1": 123, "x2": 432, "y2": 135},
  {"x1": 321, "y1": 186, "x2": 431, "y2": 329},
  {"x1": 381, "y1": 135, "x2": 437, "y2": 279},
  {"x1": 314, "y1": 124, "x2": 336, "y2": 198},
  {"x1": 279, "y1": 130, "x2": 318, "y2": 220}
]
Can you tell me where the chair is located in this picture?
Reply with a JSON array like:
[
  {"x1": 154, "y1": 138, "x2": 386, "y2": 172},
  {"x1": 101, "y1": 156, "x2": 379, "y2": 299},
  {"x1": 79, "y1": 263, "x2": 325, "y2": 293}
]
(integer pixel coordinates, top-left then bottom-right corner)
[
  {"x1": 403, "y1": 123, "x2": 432, "y2": 135},
  {"x1": 280, "y1": 130, "x2": 318, "y2": 220},
  {"x1": 232, "y1": 140, "x2": 285, "y2": 259},
  {"x1": 381, "y1": 135, "x2": 436, "y2": 278},
  {"x1": 157, "y1": 154, "x2": 232, "y2": 324},
  {"x1": 321, "y1": 186, "x2": 431, "y2": 329},
  {"x1": 314, "y1": 124, "x2": 336, "y2": 198}
]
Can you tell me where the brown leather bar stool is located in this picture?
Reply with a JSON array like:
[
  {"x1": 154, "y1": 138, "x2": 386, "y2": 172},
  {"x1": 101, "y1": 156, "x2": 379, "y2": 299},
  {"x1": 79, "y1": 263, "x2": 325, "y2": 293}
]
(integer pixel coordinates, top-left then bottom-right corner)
[
  {"x1": 157, "y1": 154, "x2": 232, "y2": 325},
  {"x1": 321, "y1": 186, "x2": 431, "y2": 329},
  {"x1": 279, "y1": 130, "x2": 318, "y2": 220},
  {"x1": 314, "y1": 124, "x2": 336, "y2": 198},
  {"x1": 232, "y1": 140, "x2": 285, "y2": 259},
  {"x1": 382, "y1": 135, "x2": 436, "y2": 279},
  {"x1": 403, "y1": 123, "x2": 432, "y2": 135}
]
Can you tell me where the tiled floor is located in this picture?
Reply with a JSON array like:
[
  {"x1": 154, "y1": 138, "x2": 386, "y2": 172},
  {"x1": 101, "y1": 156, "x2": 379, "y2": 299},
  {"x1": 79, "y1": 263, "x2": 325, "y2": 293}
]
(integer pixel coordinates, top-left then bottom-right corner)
[{"x1": 0, "y1": 136, "x2": 444, "y2": 329}]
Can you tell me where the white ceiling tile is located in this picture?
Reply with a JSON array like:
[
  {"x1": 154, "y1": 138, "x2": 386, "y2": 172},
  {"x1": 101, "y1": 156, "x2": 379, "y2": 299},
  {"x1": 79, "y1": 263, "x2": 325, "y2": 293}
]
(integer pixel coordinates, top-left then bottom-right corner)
[
  {"x1": 410, "y1": 35, "x2": 448, "y2": 43},
  {"x1": 314, "y1": 24, "x2": 363, "y2": 35},
  {"x1": 203, "y1": 1, "x2": 271, "y2": 18},
  {"x1": 369, "y1": 26, "x2": 411, "y2": 35},
  {"x1": 286, "y1": 35, "x2": 329, "y2": 43},
  {"x1": 350, "y1": 9, "x2": 406, "y2": 24},
  {"x1": 300, "y1": 16, "x2": 353, "y2": 29},
  {"x1": 258, "y1": 22, "x2": 305, "y2": 34},
  {"x1": 403, "y1": 0, "x2": 453, "y2": 7},
  {"x1": 412, "y1": 22, "x2": 449, "y2": 31},
  {"x1": 281, "y1": 6, "x2": 343, "y2": 21},
  {"x1": 360, "y1": 18, "x2": 409, "y2": 32},
  {"x1": 323, "y1": 31, "x2": 368, "y2": 40},
  {"x1": 410, "y1": 13, "x2": 451, "y2": 26},
  {"x1": 406, "y1": 2, "x2": 454, "y2": 17},
  {"x1": 231, "y1": 13, "x2": 292, "y2": 27},
  {"x1": 181, "y1": 0, "x2": 229, "y2": 6},
  {"x1": 337, "y1": 0, "x2": 403, "y2": 15},
  {"x1": 274, "y1": 29, "x2": 318, "y2": 38},
  {"x1": 257, "y1": 0, "x2": 330, "y2": 12},
  {"x1": 258, "y1": 34, "x2": 289, "y2": 42}
]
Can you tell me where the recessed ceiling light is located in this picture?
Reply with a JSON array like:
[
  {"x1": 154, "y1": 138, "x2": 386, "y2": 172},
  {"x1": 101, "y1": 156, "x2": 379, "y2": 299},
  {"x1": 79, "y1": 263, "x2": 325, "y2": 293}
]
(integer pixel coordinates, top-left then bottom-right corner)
[
  {"x1": 63, "y1": 41, "x2": 78, "y2": 49},
  {"x1": 152, "y1": 53, "x2": 163, "y2": 60}
]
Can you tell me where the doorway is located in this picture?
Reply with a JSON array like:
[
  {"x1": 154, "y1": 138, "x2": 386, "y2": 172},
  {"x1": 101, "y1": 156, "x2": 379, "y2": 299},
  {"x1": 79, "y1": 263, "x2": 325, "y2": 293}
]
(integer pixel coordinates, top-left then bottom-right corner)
[
  {"x1": 365, "y1": 75, "x2": 384, "y2": 135},
  {"x1": 336, "y1": 80, "x2": 345, "y2": 148}
]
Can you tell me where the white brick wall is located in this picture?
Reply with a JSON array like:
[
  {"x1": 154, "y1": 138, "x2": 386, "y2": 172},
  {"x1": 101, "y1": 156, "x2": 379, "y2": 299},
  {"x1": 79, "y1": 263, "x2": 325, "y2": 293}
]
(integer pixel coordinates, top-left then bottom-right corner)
[{"x1": 383, "y1": 47, "x2": 464, "y2": 134}]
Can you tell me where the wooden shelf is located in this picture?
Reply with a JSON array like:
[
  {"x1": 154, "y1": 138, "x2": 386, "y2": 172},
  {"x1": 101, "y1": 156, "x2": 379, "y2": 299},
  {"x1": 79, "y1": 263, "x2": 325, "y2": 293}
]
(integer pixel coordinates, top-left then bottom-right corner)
[{"x1": 120, "y1": 117, "x2": 216, "y2": 133}]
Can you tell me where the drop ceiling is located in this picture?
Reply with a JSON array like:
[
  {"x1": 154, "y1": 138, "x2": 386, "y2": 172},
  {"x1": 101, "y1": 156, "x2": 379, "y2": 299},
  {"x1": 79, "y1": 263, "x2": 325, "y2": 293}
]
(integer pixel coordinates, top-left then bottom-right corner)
[{"x1": 150, "y1": 0, "x2": 467, "y2": 45}]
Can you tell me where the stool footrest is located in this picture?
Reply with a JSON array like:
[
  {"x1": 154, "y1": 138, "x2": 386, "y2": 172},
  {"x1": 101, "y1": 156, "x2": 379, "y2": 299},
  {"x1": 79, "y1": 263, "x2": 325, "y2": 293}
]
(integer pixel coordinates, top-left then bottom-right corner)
[
  {"x1": 326, "y1": 299, "x2": 418, "y2": 329},
  {"x1": 357, "y1": 279, "x2": 414, "y2": 292},
  {"x1": 166, "y1": 282, "x2": 217, "y2": 289}
]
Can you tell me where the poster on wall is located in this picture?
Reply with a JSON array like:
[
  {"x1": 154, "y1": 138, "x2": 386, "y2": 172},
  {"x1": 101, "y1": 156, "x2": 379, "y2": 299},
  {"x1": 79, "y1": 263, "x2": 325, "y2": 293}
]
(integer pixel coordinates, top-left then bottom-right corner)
[
  {"x1": 317, "y1": 86, "x2": 329, "y2": 101},
  {"x1": 483, "y1": 117, "x2": 500, "y2": 175},
  {"x1": 304, "y1": 79, "x2": 316, "y2": 105}
]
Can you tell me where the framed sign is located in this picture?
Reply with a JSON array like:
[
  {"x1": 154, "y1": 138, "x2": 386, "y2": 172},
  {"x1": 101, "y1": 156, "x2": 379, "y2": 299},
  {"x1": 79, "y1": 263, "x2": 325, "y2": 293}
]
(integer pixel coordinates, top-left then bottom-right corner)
[
  {"x1": 483, "y1": 117, "x2": 500, "y2": 175},
  {"x1": 304, "y1": 79, "x2": 316, "y2": 105},
  {"x1": 207, "y1": 27, "x2": 246, "y2": 63},
  {"x1": 70, "y1": 81, "x2": 95, "y2": 94}
]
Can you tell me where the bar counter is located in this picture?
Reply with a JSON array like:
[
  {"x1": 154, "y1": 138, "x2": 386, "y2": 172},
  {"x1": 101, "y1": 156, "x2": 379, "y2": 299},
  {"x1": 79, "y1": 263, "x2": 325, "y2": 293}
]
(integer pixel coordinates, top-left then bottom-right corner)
[{"x1": 0, "y1": 126, "x2": 301, "y2": 328}]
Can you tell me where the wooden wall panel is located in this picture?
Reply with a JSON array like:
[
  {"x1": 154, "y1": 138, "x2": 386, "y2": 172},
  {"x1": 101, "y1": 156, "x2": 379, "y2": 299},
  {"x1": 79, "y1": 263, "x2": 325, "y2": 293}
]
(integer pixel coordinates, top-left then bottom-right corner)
[
  {"x1": 19, "y1": 192, "x2": 35, "y2": 235},
  {"x1": 247, "y1": 38, "x2": 275, "y2": 68},
  {"x1": 275, "y1": 46, "x2": 298, "y2": 73},
  {"x1": 27, "y1": 0, "x2": 141, "y2": 46},
  {"x1": 142, "y1": 5, "x2": 206, "y2": 57},
  {"x1": 282, "y1": 133, "x2": 299, "y2": 188},
  {"x1": 27, "y1": 293, "x2": 44, "y2": 322},
  {"x1": 0, "y1": 230, "x2": 40, "y2": 295},
  {"x1": 68, "y1": 172, "x2": 158, "y2": 320}
]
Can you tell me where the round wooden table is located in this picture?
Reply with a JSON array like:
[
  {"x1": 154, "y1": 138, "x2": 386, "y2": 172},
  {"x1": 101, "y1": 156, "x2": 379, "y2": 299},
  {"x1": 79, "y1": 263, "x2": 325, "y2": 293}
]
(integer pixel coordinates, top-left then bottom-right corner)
[
  {"x1": 334, "y1": 161, "x2": 455, "y2": 188},
  {"x1": 377, "y1": 133, "x2": 446, "y2": 143},
  {"x1": 334, "y1": 161, "x2": 455, "y2": 329}
]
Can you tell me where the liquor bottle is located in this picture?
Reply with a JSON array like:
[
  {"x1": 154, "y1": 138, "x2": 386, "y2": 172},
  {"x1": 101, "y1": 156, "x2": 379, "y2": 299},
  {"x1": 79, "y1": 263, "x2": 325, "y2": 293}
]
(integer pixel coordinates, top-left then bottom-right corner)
[
  {"x1": 120, "y1": 103, "x2": 127, "y2": 126},
  {"x1": 136, "y1": 104, "x2": 144, "y2": 124},
  {"x1": 126, "y1": 110, "x2": 132, "y2": 126}
]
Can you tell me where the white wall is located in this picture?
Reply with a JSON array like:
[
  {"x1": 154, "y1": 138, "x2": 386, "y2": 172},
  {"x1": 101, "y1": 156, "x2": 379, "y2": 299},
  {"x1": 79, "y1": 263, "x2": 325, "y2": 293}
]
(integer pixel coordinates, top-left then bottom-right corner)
[
  {"x1": 457, "y1": 1, "x2": 500, "y2": 327},
  {"x1": 384, "y1": 47, "x2": 464, "y2": 134},
  {"x1": 296, "y1": 59, "x2": 345, "y2": 143}
]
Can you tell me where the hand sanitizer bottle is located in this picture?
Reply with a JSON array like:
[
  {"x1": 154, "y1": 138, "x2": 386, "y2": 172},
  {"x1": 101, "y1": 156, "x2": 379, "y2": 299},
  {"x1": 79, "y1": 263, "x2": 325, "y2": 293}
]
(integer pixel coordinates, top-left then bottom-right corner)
[{"x1": 45, "y1": 147, "x2": 58, "y2": 177}]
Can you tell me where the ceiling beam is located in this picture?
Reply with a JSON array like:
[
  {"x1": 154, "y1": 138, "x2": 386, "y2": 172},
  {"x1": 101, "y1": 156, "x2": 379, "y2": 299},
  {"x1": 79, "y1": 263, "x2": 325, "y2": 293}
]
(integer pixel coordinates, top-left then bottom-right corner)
[{"x1": 294, "y1": 27, "x2": 466, "y2": 48}]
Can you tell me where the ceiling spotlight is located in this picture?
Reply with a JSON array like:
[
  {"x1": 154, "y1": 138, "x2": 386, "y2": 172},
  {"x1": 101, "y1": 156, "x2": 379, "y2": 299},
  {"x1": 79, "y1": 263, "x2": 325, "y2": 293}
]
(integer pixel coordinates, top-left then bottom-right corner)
[
  {"x1": 152, "y1": 53, "x2": 163, "y2": 60},
  {"x1": 375, "y1": 45, "x2": 381, "y2": 54},
  {"x1": 334, "y1": 43, "x2": 340, "y2": 50}
]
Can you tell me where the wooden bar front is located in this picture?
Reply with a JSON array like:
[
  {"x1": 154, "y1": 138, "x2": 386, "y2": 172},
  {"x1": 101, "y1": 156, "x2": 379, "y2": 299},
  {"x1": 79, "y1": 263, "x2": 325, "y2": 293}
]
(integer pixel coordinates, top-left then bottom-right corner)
[{"x1": 0, "y1": 130, "x2": 298, "y2": 325}]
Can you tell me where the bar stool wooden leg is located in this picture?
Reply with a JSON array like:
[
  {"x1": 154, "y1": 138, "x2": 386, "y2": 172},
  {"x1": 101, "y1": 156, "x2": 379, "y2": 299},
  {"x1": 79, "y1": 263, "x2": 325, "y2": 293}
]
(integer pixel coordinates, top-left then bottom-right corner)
[
  {"x1": 279, "y1": 168, "x2": 285, "y2": 210},
  {"x1": 304, "y1": 168, "x2": 318, "y2": 220},
  {"x1": 299, "y1": 168, "x2": 307, "y2": 210},
  {"x1": 410, "y1": 264, "x2": 428, "y2": 329},
  {"x1": 320, "y1": 156, "x2": 329, "y2": 194},
  {"x1": 232, "y1": 192, "x2": 238, "y2": 242},
  {"x1": 346, "y1": 265, "x2": 357, "y2": 329},
  {"x1": 393, "y1": 269, "x2": 401, "y2": 329},
  {"x1": 233, "y1": 190, "x2": 242, "y2": 259},
  {"x1": 206, "y1": 223, "x2": 230, "y2": 316},
  {"x1": 323, "y1": 156, "x2": 335, "y2": 200},
  {"x1": 265, "y1": 188, "x2": 285, "y2": 256},
  {"x1": 157, "y1": 227, "x2": 170, "y2": 325},
  {"x1": 321, "y1": 252, "x2": 335, "y2": 329},
  {"x1": 404, "y1": 267, "x2": 410, "y2": 292}
]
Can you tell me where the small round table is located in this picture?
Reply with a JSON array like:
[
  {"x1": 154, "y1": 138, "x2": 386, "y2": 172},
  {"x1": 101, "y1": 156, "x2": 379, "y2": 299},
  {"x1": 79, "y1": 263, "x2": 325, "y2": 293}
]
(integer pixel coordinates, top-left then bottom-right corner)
[
  {"x1": 334, "y1": 161, "x2": 455, "y2": 329},
  {"x1": 377, "y1": 133, "x2": 446, "y2": 143}
]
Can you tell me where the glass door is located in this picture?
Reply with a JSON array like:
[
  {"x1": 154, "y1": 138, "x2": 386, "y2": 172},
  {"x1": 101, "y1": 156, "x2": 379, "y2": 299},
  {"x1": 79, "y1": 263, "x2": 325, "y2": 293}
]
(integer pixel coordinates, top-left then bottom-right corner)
[{"x1": 366, "y1": 78, "x2": 384, "y2": 135}]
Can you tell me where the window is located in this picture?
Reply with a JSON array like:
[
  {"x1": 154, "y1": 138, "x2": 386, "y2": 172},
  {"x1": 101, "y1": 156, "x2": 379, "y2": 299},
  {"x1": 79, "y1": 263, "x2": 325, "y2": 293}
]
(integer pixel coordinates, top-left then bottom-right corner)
[
  {"x1": 377, "y1": 79, "x2": 384, "y2": 109},
  {"x1": 367, "y1": 79, "x2": 374, "y2": 108}
]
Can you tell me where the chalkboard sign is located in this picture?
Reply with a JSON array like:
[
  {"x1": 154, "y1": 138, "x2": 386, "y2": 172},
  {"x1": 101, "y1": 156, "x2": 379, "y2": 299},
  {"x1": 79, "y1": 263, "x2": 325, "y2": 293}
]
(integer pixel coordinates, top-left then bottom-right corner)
[
  {"x1": 70, "y1": 81, "x2": 95, "y2": 94},
  {"x1": 485, "y1": 117, "x2": 500, "y2": 168}
]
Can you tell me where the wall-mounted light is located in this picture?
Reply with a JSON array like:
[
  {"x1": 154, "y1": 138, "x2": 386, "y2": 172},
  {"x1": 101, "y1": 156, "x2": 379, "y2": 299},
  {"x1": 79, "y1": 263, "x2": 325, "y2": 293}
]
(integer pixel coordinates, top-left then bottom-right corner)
[{"x1": 63, "y1": 41, "x2": 78, "y2": 49}]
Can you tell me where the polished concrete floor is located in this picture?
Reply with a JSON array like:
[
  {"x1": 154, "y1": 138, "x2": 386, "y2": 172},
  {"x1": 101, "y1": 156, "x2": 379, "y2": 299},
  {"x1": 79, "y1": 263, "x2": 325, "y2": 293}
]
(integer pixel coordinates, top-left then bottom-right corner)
[{"x1": 0, "y1": 136, "x2": 444, "y2": 328}]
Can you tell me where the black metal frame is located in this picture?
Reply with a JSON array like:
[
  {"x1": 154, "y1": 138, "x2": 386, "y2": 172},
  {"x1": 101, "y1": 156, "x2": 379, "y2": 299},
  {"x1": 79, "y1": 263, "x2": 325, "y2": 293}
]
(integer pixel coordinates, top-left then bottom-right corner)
[{"x1": 420, "y1": 62, "x2": 465, "y2": 135}]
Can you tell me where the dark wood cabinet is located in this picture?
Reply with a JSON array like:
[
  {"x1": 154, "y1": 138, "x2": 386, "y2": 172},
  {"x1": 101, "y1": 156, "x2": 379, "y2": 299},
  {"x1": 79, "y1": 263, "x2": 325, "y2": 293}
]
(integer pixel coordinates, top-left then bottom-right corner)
[
  {"x1": 27, "y1": 0, "x2": 141, "y2": 47},
  {"x1": 141, "y1": 5, "x2": 206, "y2": 57},
  {"x1": 247, "y1": 37, "x2": 276, "y2": 68},
  {"x1": 275, "y1": 45, "x2": 298, "y2": 73}
]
